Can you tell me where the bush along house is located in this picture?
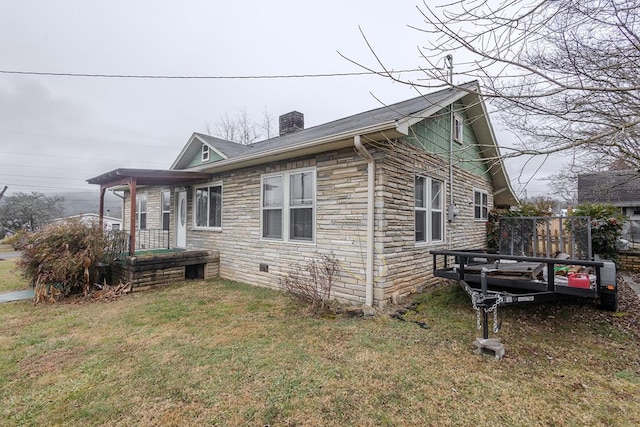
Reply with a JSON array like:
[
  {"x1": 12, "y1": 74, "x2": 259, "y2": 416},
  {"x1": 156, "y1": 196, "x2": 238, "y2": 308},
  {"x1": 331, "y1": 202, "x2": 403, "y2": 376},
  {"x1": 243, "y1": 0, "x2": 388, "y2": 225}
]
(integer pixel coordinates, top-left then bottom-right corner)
[{"x1": 88, "y1": 81, "x2": 518, "y2": 308}]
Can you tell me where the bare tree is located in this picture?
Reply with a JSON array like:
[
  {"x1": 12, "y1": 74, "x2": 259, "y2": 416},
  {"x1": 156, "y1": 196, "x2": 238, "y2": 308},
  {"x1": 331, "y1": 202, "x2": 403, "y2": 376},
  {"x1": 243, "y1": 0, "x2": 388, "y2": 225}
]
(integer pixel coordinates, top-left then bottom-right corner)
[
  {"x1": 0, "y1": 192, "x2": 64, "y2": 231},
  {"x1": 545, "y1": 169, "x2": 579, "y2": 206},
  {"x1": 259, "y1": 107, "x2": 276, "y2": 140},
  {"x1": 211, "y1": 107, "x2": 275, "y2": 145},
  {"x1": 346, "y1": 0, "x2": 640, "y2": 167}
]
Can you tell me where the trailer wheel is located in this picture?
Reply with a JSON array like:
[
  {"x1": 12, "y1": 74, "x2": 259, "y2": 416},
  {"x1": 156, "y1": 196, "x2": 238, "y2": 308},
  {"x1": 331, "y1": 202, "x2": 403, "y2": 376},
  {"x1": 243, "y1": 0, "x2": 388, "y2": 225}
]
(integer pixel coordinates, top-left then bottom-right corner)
[{"x1": 600, "y1": 292, "x2": 617, "y2": 312}]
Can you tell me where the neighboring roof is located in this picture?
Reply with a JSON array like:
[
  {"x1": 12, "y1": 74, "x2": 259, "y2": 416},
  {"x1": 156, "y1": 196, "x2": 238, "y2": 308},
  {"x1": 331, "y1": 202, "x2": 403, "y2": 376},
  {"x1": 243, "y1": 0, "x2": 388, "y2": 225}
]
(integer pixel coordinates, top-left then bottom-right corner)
[
  {"x1": 578, "y1": 170, "x2": 640, "y2": 206},
  {"x1": 51, "y1": 213, "x2": 122, "y2": 223},
  {"x1": 87, "y1": 168, "x2": 211, "y2": 188}
]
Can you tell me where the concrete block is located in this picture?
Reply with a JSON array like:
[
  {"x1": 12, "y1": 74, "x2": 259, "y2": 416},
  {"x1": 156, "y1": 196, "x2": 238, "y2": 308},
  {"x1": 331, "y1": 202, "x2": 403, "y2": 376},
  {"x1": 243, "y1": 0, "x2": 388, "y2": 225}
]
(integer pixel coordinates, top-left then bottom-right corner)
[{"x1": 473, "y1": 338, "x2": 505, "y2": 361}]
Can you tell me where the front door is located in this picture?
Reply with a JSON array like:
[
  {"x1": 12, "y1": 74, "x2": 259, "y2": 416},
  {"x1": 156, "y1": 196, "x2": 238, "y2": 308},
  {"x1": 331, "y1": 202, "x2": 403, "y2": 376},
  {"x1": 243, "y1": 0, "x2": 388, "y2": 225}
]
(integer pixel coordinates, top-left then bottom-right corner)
[{"x1": 176, "y1": 191, "x2": 187, "y2": 248}]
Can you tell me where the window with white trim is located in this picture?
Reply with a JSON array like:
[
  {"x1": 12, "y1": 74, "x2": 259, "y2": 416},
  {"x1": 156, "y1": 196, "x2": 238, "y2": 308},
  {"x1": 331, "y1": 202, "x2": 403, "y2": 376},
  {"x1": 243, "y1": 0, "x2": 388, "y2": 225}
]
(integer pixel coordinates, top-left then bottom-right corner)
[
  {"x1": 202, "y1": 144, "x2": 210, "y2": 162},
  {"x1": 194, "y1": 183, "x2": 222, "y2": 229},
  {"x1": 161, "y1": 190, "x2": 171, "y2": 231},
  {"x1": 453, "y1": 115, "x2": 463, "y2": 143},
  {"x1": 415, "y1": 175, "x2": 444, "y2": 243},
  {"x1": 261, "y1": 169, "x2": 315, "y2": 242},
  {"x1": 136, "y1": 193, "x2": 147, "y2": 230},
  {"x1": 474, "y1": 190, "x2": 488, "y2": 220}
]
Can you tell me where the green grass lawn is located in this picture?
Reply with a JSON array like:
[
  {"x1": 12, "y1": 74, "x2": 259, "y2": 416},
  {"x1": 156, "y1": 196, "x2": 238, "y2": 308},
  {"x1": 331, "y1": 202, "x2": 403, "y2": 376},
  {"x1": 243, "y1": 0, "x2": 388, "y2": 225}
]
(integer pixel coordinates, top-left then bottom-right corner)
[
  {"x1": 1, "y1": 279, "x2": 639, "y2": 426},
  {"x1": 0, "y1": 259, "x2": 27, "y2": 293},
  {"x1": 0, "y1": 243, "x2": 15, "y2": 252}
]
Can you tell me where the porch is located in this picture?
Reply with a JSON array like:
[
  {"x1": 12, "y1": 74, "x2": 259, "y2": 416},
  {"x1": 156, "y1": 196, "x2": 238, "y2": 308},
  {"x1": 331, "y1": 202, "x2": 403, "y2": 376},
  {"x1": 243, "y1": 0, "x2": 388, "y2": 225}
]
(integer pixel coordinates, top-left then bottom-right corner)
[
  {"x1": 87, "y1": 168, "x2": 220, "y2": 290},
  {"x1": 110, "y1": 249, "x2": 220, "y2": 290},
  {"x1": 87, "y1": 168, "x2": 211, "y2": 256}
]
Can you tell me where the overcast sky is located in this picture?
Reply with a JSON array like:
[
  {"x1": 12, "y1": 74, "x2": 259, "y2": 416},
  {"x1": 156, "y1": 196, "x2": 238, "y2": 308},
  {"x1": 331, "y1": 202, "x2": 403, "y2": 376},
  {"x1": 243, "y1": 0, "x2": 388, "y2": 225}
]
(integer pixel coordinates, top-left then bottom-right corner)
[{"x1": 0, "y1": 0, "x2": 558, "y2": 199}]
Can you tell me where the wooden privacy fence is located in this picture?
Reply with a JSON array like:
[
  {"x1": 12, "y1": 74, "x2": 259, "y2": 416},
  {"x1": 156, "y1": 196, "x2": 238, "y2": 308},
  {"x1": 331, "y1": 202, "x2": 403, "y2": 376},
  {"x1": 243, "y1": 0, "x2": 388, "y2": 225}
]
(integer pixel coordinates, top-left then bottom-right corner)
[{"x1": 499, "y1": 216, "x2": 592, "y2": 260}]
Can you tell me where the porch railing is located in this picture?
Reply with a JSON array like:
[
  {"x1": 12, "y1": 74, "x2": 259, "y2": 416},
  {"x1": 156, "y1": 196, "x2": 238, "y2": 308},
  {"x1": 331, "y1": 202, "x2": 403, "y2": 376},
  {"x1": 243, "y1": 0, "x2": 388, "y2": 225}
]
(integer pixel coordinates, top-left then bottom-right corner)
[{"x1": 105, "y1": 229, "x2": 171, "y2": 259}]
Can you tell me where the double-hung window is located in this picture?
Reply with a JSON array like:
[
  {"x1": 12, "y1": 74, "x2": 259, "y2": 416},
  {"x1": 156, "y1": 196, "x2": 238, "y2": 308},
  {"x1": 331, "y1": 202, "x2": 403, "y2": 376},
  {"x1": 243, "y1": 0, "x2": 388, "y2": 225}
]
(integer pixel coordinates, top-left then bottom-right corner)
[
  {"x1": 202, "y1": 144, "x2": 210, "y2": 162},
  {"x1": 262, "y1": 176, "x2": 283, "y2": 239},
  {"x1": 262, "y1": 169, "x2": 315, "y2": 242},
  {"x1": 194, "y1": 183, "x2": 222, "y2": 229},
  {"x1": 474, "y1": 190, "x2": 488, "y2": 220},
  {"x1": 453, "y1": 115, "x2": 464, "y2": 143},
  {"x1": 415, "y1": 175, "x2": 443, "y2": 243},
  {"x1": 161, "y1": 190, "x2": 170, "y2": 231},
  {"x1": 136, "y1": 193, "x2": 147, "y2": 230}
]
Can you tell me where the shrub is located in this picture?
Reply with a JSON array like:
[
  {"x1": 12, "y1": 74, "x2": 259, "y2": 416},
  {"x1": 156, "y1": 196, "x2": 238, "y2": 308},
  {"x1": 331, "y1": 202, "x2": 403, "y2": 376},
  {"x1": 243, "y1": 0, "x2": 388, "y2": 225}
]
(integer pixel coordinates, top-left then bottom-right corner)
[
  {"x1": 17, "y1": 218, "x2": 111, "y2": 297},
  {"x1": 571, "y1": 203, "x2": 626, "y2": 261},
  {"x1": 280, "y1": 253, "x2": 340, "y2": 314}
]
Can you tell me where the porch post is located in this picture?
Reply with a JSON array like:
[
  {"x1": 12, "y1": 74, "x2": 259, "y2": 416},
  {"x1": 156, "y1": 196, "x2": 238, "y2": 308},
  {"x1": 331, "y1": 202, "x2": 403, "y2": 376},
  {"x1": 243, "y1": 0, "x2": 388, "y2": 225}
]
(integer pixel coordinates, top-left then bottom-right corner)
[
  {"x1": 129, "y1": 178, "x2": 137, "y2": 256},
  {"x1": 98, "y1": 186, "x2": 106, "y2": 230}
]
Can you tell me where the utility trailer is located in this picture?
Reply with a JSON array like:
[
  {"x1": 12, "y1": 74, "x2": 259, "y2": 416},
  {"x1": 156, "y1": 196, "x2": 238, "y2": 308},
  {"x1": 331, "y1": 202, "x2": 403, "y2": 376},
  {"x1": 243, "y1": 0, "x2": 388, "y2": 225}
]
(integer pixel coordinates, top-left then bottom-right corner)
[
  {"x1": 430, "y1": 249, "x2": 617, "y2": 359},
  {"x1": 429, "y1": 216, "x2": 618, "y2": 359},
  {"x1": 430, "y1": 249, "x2": 618, "y2": 312}
]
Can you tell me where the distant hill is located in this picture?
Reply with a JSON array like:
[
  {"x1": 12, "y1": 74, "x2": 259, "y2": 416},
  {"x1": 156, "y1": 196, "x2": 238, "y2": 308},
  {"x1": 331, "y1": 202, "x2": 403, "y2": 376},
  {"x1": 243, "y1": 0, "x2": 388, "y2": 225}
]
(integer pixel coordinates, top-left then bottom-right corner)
[{"x1": 54, "y1": 191, "x2": 123, "y2": 219}]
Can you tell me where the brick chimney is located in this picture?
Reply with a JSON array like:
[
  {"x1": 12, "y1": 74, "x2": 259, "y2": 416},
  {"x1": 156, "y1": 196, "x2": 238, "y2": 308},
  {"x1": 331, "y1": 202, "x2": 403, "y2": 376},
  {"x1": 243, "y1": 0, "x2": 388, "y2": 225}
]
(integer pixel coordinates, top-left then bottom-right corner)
[{"x1": 279, "y1": 111, "x2": 304, "y2": 136}]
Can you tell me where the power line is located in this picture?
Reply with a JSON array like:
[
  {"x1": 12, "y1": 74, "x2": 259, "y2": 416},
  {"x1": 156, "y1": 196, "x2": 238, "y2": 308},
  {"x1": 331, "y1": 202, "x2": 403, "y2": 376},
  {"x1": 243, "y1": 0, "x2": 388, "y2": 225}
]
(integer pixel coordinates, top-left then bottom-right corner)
[
  {"x1": 0, "y1": 68, "x2": 425, "y2": 80},
  {"x1": 0, "y1": 129, "x2": 177, "y2": 150},
  {"x1": 0, "y1": 150, "x2": 169, "y2": 166},
  {"x1": 0, "y1": 173, "x2": 87, "y2": 181}
]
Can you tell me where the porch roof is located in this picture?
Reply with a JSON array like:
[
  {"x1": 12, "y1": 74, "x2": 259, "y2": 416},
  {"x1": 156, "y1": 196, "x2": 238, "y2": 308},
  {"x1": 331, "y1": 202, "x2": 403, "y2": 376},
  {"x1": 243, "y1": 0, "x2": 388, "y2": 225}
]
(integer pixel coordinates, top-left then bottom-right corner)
[
  {"x1": 87, "y1": 168, "x2": 212, "y2": 257},
  {"x1": 87, "y1": 168, "x2": 211, "y2": 188}
]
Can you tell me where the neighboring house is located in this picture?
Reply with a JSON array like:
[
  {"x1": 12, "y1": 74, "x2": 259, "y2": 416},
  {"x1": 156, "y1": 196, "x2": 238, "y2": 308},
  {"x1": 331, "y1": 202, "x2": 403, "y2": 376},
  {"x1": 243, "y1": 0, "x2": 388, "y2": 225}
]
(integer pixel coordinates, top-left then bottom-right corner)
[
  {"x1": 88, "y1": 81, "x2": 518, "y2": 307},
  {"x1": 51, "y1": 213, "x2": 123, "y2": 231},
  {"x1": 578, "y1": 169, "x2": 640, "y2": 244}
]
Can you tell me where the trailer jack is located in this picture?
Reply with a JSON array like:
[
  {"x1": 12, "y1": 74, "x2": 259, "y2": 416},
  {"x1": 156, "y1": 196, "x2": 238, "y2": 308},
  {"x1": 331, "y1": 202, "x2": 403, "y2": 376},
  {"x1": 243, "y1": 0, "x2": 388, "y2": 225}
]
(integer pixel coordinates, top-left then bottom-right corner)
[{"x1": 471, "y1": 270, "x2": 506, "y2": 360}]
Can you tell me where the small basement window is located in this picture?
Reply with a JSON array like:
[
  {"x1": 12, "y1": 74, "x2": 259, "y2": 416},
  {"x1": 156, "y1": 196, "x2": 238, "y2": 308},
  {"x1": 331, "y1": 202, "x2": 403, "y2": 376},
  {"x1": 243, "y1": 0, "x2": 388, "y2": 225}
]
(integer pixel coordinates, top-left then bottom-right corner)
[{"x1": 185, "y1": 264, "x2": 205, "y2": 280}]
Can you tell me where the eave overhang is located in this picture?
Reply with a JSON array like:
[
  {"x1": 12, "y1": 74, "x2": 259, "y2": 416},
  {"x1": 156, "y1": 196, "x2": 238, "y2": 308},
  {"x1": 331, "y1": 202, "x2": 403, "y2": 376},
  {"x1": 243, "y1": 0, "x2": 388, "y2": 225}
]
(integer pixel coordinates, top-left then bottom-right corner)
[
  {"x1": 87, "y1": 168, "x2": 212, "y2": 188},
  {"x1": 178, "y1": 122, "x2": 406, "y2": 174}
]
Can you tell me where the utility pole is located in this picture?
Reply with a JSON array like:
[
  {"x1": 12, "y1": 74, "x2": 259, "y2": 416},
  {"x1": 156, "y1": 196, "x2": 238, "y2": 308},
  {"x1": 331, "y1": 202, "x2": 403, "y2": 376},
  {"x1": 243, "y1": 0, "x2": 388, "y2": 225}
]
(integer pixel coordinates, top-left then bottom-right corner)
[{"x1": 0, "y1": 185, "x2": 7, "y2": 202}]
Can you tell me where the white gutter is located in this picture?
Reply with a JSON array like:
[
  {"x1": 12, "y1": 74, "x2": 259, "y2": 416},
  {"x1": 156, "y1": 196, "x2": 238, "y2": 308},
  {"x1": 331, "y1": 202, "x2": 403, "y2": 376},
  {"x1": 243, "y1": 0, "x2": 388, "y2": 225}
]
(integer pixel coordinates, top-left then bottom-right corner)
[
  {"x1": 186, "y1": 121, "x2": 401, "y2": 173},
  {"x1": 354, "y1": 135, "x2": 375, "y2": 307}
]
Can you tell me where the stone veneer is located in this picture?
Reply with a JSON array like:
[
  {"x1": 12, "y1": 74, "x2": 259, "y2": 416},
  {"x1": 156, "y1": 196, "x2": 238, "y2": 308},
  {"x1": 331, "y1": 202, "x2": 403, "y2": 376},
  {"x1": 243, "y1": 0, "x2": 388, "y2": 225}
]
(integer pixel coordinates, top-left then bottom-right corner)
[
  {"x1": 618, "y1": 250, "x2": 640, "y2": 272},
  {"x1": 111, "y1": 250, "x2": 219, "y2": 289},
  {"x1": 123, "y1": 139, "x2": 493, "y2": 307}
]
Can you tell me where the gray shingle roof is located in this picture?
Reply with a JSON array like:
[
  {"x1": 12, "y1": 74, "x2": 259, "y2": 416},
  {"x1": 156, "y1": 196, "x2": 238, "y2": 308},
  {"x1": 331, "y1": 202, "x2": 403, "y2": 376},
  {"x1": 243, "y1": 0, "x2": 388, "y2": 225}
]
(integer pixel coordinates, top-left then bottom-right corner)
[
  {"x1": 578, "y1": 170, "x2": 640, "y2": 205},
  {"x1": 193, "y1": 133, "x2": 250, "y2": 158},
  {"x1": 200, "y1": 82, "x2": 476, "y2": 159}
]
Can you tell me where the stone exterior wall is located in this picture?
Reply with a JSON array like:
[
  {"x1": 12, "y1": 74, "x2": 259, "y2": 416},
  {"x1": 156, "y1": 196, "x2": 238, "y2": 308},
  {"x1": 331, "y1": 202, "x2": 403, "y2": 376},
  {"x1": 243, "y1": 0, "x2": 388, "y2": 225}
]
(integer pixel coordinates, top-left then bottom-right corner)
[
  {"x1": 375, "y1": 140, "x2": 492, "y2": 304},
  {"x1": 184, "y1": 149, "x2": 373, "y2": 303},
  {"x1": 122, "y1": 142, "x2": 494, "y2": 306},
  {"x1": 619, "y1": 251, "x2": 640, "y2": 272},
  {"x1": 122, "y1": 187, "x2": 169, "y2": 232}
]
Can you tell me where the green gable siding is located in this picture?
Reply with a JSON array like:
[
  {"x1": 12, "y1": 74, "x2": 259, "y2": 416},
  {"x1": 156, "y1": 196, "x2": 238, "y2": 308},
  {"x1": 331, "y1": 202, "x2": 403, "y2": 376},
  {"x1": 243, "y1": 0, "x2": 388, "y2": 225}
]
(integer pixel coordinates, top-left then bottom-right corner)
[
  {"x1": 406, "y1": 103, "x2": 489, "y2": 178},
  {"x1": 186, "y1": 146, "x2": 224, "y2": 168}
]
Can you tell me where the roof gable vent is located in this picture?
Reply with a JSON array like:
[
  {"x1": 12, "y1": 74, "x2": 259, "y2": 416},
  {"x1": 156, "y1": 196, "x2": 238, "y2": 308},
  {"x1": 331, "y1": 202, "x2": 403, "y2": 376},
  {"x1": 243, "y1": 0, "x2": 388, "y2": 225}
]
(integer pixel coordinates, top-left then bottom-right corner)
[{"x1": 279, "y1": 111, "x2": 304, "y2": 136}]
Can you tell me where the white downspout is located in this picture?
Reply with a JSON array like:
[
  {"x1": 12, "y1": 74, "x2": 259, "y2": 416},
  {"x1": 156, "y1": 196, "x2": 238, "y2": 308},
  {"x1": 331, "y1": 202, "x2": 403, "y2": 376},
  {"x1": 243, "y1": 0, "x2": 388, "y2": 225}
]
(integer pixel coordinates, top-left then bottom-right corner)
[
  {"x1": 445, "y1": 55, "x2": 456, "y2": 240},
  {"x1": 354, "y1": 135, "x2": 374, "y2": 307}
]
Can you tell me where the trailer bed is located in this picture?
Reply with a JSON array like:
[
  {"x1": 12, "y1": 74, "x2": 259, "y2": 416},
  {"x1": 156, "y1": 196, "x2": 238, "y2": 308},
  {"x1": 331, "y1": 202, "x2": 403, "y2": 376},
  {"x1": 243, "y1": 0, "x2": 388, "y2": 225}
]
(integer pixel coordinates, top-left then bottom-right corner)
[{"x1": 430, "y1": 250, "x2": 610, "y2": 302}]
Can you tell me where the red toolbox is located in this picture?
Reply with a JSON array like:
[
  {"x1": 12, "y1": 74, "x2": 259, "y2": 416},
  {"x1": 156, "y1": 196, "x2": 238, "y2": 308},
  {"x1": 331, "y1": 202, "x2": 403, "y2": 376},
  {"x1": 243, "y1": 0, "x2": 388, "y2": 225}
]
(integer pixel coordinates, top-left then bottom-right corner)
[{"x1": 568, "y1": 273, "x2": 591, "y2": 289}]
